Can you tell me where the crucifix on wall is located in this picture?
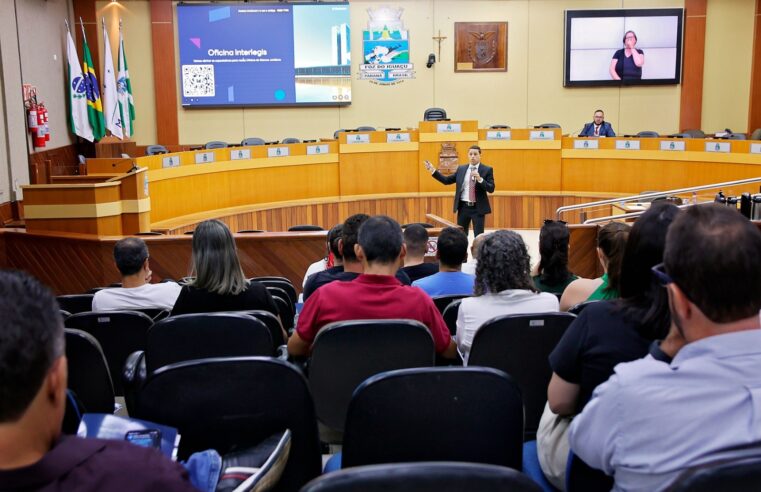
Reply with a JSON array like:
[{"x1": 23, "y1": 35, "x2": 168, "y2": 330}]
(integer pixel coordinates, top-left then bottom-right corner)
[{"x1": 432, "y1": 30, "x2": 447, "y2": 61}]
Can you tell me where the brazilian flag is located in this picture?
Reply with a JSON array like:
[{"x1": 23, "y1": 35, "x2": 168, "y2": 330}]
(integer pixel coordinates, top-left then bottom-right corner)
[{"x1": 82, "y1": 37, "x2": 106, "y2": 140}]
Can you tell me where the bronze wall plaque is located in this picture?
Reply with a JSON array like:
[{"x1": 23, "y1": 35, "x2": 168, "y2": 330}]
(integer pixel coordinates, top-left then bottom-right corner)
[{"x1": 454, "y1": 22, "x2": 508, "y2": 72}]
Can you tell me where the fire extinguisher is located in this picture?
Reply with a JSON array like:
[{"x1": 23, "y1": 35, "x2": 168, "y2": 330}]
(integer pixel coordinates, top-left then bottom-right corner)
[
  {"x1": 34, "y1": 105, "x2": 46, "y2": 148},
  {"x1": 39, "y1": 103, "x2": 50, "y2": 142}
]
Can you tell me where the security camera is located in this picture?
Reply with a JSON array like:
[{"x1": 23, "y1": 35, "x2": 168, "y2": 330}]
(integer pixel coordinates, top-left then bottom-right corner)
[{"x1": 426, "y1": 53, "x2": 436, "y2": 68}]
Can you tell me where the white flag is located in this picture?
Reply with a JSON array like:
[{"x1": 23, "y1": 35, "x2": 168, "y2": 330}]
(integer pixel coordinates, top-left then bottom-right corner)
[
  {"x1": 117, "y1": 27, "x2": 135, "y2": 138},
  {"x1": 66, "y1": 28, "x2": 94, "y2": 142},
  {"x1": 102, "y1": 20, "x2": 123, "y2": 139}
]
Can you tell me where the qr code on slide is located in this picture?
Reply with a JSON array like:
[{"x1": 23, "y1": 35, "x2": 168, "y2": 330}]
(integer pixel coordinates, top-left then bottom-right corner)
[{"x1": 182, "y1": 65, "x2": 215, "y2": 97}]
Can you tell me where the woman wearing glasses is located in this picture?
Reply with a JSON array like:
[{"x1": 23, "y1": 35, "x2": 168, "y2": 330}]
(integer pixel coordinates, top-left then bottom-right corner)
[
  {"x1": 537, "y1": 202, "x2": 679, "y2": 488},
  {"x1": 610, "y1": 30, "x2": 645, "y2": 81}
]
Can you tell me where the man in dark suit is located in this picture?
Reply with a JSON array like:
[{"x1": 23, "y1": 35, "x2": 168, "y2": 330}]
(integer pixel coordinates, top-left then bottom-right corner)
[
  {"x1": 424, "y1": 145, "x2": 495, "y2": 237},
  {"x1": 579, "y1": 109, "x2": 616, "y2": 137}
]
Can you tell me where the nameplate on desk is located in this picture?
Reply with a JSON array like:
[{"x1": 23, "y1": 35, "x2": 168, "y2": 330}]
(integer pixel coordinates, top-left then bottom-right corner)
[
  {"x1": 267, "y1": 146, "x2": 290, "y2": 157},
  {"x1": 530, "y1": 130, "x2": 555, "y2": 140},
  {"x1": 486, "y1": 130, "x2": 511, "y2": 140},
  {"x1": 661, "y1": 140, "x2": 686, "y2": 151},
  {"x1": 705, "y1": 142, "x2": 730, "y2": 153},
  {"x1": 347, "y1": 133, "x2": 370, "y2": 144},
  {"x1": 615, "y1": 140, "x2": 640, "y2": 150},
  {"x1": 574, "y1": 139, "x2": 599, "y2": 149},
  {"x1": 751, "y1": 143, "x2": 761, "y2": 154},
  {"x1": 195, "y1": 152, "x2": 215, "y2": 164},
  {"x1": 161, "y1": 155, "x2": 180, "y2": 168},
  {"x1": 437, "y1": 123, "x2": 461, "y2": 133},
  {"x1": 307, "y1": 144, "x2": 330, "y2": 155},
  {"x1": 230, "y1": 149, "x2": 251, "y2": 160},
  {"x1": 387, "y1": 132, "x2": 411, "y2": 143}
]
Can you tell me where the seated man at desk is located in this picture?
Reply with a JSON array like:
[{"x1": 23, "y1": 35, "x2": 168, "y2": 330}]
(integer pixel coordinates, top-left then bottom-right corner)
[{"x1": 579, "y1": 110, "x2": 616, "y2": 137}]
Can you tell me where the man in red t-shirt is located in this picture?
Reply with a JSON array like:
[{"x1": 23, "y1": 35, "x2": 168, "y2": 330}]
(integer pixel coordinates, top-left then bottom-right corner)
[{"x1": 288, "y1": 215, "x2": 457, "y2": 358}]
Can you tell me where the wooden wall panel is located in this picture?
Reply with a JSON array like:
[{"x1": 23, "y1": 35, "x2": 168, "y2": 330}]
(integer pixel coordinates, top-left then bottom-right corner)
[
  {"x1": 749, "y1": 0, "x2": 761, "y2": 132},
  {"x1": 73, "y1": 0, "x2": 99, "y2": 77},
  {"x1": 28, "y1": 144, "x2": 82, "y2": 184},
  {"x1": 150, "y1": 0, "x2": 179, "y2": 145},
  {"x1": 680, "y1": 0, "x2": 707, "y2": 131}
]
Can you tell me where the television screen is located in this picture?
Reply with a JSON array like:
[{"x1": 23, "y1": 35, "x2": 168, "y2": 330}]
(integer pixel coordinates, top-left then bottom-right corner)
[
  {"x1": 177, "y1": 3, "x2": 351, "y2": 107},
  {"x1": 564, "y1": 8, "x2": 683, "y2": 87}
]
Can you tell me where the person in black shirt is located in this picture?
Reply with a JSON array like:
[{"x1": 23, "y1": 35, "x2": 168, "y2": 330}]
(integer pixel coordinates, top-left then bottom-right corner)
[
  {"x1": 401, "y1": 223, "x2": 438, "y2": 282},
  {"x1": 610, "y1": 30, "x2": 645, "y2": 81}
]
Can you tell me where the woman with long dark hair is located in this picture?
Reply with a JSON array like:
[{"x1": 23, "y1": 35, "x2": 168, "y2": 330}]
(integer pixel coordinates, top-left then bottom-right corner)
[{"x1": 533, "y1": 220, "x2": 578, "y2": 296}]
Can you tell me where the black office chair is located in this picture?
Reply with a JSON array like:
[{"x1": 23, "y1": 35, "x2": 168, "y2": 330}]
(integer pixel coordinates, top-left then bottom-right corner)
[
  {"x1": 568, "y1": 300, "x2": 600, "y2": 315},
  {"x1": 238, "y1": 229, "x2": 265, "y2": 233},
  {"x1": 233, "y1": 309, "x2": 287, "y2": 349},
  {"x1": 135, "y1": 231, "x2": 164, "y2": 236},
  {"x1": 205, "y1": 140, "x2": 228, "y2": 149},
  {"x1": 467, "y1": 312, "x2": 576, "y2": 440},
  {"x1": 64, "y1": 329, "x2": 115, "y2": 414},
  {"x1": 60, "y1": 309, "x2": 72, "y2": 320},
  {"x1": 127, "y1": 307, "x2": 170, "y2": 322},
  {"x1": 64, "y1": 310, "x2": 154, "y2": 395},
  {"x1": 132, "y1": 357, "x2": 322, "y2": 491},
  {"x1": 333, "y1": 129, "x2": 346, "y2": 139},
  {"x1": 241, "y1": 137, "x2": 266, "y2": 146},
  {"x1": 684, "y1": 129, "x2": 706, "y2": 138},
  {"x1": 57, "y1": 294, "x2": 95, "y2": 314},
  {"x1": 269, "y1": 288, "x2": 295, "y2": 331},
  {"x1": 566, "y1": 452, "x2": 613, "y2": 492},
  {"x1": 750, "y1": 128, "x2": 761, "y2": 141},
  {"x1": 490, "y1": 124, "x2": 511, "y2": 129},
  {"x1": 726, "y1": 133, "x2": 747, "y2": 140},
  {"x1": 282, "y1": 137, "x2": 301, "y2": 144},
  {"x1": 288, "y1": 224, "x2": 324, "y2": 231},
  {"x1": 636, "y1": 131, "x2": 660, "y2": 138},
  {"x1": 341, "y1": 367, "x2": 524, "y2": 470},
  {"x1": 423, "y1": 107, "x2": 447, "y2": 121},
  {"x1": 356, "y1": 126, "x2": 376, "y2": 131},
  {"x1": 301, "y1": 462, "x2": 542, "y2": 492},
  {"x1": 308, "y1": 320, "x2": 435, "y2": 438},
  {"x1": 442, "y1": 298, "x2": 463, "y2": 336},
  {"x1": 534, "y1": 123, "x2": 561, "y2": 129},
  {"x1": 669, "y1": 132, "x2": 692, "y2": 138},
  {"x1": 254, "y1": 278, "x2": 298, "y2": 307},
  {"x1": 666, "y1": 454, "x2": 761, "y2": 492},
  {"x1": 146, "y1": 144, "x2": 168, "y2": 155},
  {"x1": 432, "y1": 294, "x2": 469, "y2": 314}
]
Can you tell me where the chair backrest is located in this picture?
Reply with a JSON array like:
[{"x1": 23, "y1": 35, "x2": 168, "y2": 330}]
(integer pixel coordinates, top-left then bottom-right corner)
[
  {"x1": 669, "y1": 132, "x2": 692, "y2": 138},
  {"x1": 241, "y1": 137, "x2": 265, "y2": 146},
  {"x1": 568, "y1": 300, "x2": 599, "y2": 315},
  {"x1": 128, "y1": 307, "x2": 170, "y2": 322},
  {"x1": 64, "y1": 310, "x2": 154, "y2": 395},
  {"x1": 636, "y1": 131, "x2": 660, "y2": 138},
  {"x1": 205, "y1": 140, "x2": 228, "y2": 149},
  {"x1": 432, "y1": 294, "x2": 469, "y2": 314},
  {"x1": 288, "y1": 224, "x2": 324, "y2": 231},
  {"x1": 60, "y1": 309, "x2": 72, "y2": 320},
  {"x1": 133, "y1": 356, "x2": 322, "y2": 491},
  {"x1": 231, "y1": 309, "x2": 286, "y2": 348},
  {"x1": 750, "y1": 128, "x2": 761, "y2": 141},
  {"x1": 684, "y1": 129, "x2": 706, "y2": 138},
  {"x1": 535, "y1": 123, "x2": 561, "y2": 129},
  {"x1": 333, "y1": 129, "x2": 346, "y2": 139},
  {"x1": 726, "y1": 133, "x2": 747, "y2": 140},
  {"x1": 301, "y1": 461, "x2": 542, "y2": 492},
  {"x1": 467, "y1": 312, "x2": 575, "y2": 439},
  {"x1": 254, "y1": 278, "x2": 298, "y2": 306},
  {"x1": 308, "y1": 320, "x2": 435, "y2": 433},
  {"x1": 57, "y1": 294, "x2": 95, "y2": 314},
  {"x1": 267, "y1": 286, "x2": 295, "y2": 329},
  {"x1": 145, "y1": 144, "x2": 168, "y2": 155},
  {"x1": 64, "y1": 329, "x2": 115, "y2": 414},
  {"x1": 490, "y1": 124, "x2": 511, "y2": 129},
  {"x1": 237, "y1": 229, "x2": 265, "y2": 233},
  {"x1": 666, "y1": 454, "x2": 761, "y2": 492},
  {"x1": 342, "y1": 367, "x2": 524, "y2": 470},
  {"x1": 442, "y1": 298, "x2": 463, "y2": 336},
  {"x1": 423, "y1": 107, "x2": 447, "y2": 121},
  {"x1": 356, "y1": 126, "x2": 376, "y2": 131},
  {"x1": 145, "y1": 313, "x2": 273, "y2": 373},
  {"x1": 282, "y1": 137, "x2": 301, "y2": 144}
]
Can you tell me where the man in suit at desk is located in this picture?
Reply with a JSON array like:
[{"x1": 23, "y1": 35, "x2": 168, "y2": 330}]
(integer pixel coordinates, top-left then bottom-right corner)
[
  {"x1": 424, "y1": 145, "x2": 495, "y2": 237},
  {"x1": 579, "y1": 109, "x2": 616, "y2": 137}
]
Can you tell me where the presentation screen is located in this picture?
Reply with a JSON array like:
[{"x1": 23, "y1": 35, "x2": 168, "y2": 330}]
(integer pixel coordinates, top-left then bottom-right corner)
[
  {"x1": 564, "y1": 9, "x2": 683, "y2": 87},
  {"x1": 177, "y1": 3, "x2": 351, "y2": 107}
]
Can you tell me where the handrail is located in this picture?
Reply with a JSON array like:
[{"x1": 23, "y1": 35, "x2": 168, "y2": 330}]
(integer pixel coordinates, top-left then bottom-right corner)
[
  {"x1": 582, "y1": 202, "x2": 698, "y2": 224},
  {"x1": 556, "y1": 177, "x2": 761, "y2": 220}
]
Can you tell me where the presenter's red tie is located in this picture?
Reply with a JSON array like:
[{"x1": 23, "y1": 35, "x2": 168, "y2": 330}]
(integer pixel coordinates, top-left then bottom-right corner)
[{"x1": 469, "y1": 167, "x2": 477, "y2": 203}]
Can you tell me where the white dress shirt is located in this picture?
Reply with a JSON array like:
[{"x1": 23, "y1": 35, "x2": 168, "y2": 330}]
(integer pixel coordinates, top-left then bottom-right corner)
[{"x1": 92, "y1": 282, "x2": 182, "y2": 311}]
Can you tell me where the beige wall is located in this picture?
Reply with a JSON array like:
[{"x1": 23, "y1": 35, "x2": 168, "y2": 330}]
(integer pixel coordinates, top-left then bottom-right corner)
[{"x1": 702, "y1": 0, "x2": 755, "y2": 133}]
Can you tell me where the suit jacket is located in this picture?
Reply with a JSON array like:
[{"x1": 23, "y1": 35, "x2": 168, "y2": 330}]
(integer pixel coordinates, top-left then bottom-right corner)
[
  {"x1": 432, "y1": 163, "x2": 495, "y2": 214},
  {"x1": 579, "y1": 121, "x2": 616, "y2": 137}
]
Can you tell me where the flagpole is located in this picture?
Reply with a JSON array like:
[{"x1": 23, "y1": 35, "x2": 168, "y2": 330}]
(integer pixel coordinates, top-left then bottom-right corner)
[
  {"x1": 79, "y1": 16, "x2": 87, "y2": 43},
  {"x1": 64, "y1": 18, "x2": 70, "y2": 32}
]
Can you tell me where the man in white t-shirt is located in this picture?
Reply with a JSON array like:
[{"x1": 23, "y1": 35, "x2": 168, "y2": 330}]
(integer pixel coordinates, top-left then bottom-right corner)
[{"x1": 92, "y1": 237, "x2": 181, "y2": 311}]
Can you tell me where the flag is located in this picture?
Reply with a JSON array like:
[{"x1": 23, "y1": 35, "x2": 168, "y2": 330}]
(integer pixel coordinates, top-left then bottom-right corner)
[
  {"x1": 66, "y1": 28, "x2": 94, "y2": 142},
  {"x1": 117, "y1": 27, "x2": 135, "y2": 138},
  {"x1": 81, "y1": 32, "x2": 106, "y2": 140},
  {"x1": 102, "y1": 20, "x2": 123, "y2": 139}
]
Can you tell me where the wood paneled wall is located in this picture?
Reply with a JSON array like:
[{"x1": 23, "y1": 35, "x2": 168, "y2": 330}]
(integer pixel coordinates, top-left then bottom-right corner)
[
  {"x1": 749, "y1": 0, "x2": 761, "y2": 131},
  {"x1": 28, "y1": 144, "x2": 83, "y2": 184},
  {"x1": 680, "y1": 0, "x2": 707, "y2": 132}
]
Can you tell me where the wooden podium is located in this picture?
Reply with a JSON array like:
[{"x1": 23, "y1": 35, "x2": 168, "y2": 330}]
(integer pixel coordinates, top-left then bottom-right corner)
[{"x1": 21, "y1": 168, "x2": 151, "y2": 236}]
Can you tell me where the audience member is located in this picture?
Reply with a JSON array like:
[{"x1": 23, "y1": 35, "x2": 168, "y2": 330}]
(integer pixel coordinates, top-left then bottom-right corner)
[
  {"x1": 532, "y1": 220, "x2": 578, "y2": 296},
  {"x1": 461, "y1": 232, "x2": 487, "y2": 276},
  {"x1": 301, "y1": 214, "x2": 411, "y2": 301},
  {"x1": 92, "y1": 237, "x2": 181, "y2": 311},
  {"x1": 288, "y1": 215, "x2": 457, "y2": 359},
  {"x1": 301, "y1": 224, "x2": 341, "y2": 289},
  {"x1": 413, "y1": 227, "x2": 474, "y2": 296},
  {"x1": 400, "y1": 224, "x2": 438, "y2": 282},
  {"x1": 560, "y1": 221, "x2": 630, "y2": 311},
  {"x1": 302, "y1": 224, "x2": 343, "y2": 301},
  {"x1": 538, "y1": 203, "x2": 680, "y2": 488},
  {"x1": 172, "y1": 219, "x2": 278, "y2": 316},
  {"x1": 456, "y1": 230, "x2": 558, "y2": 364},
  {"x1": 570, "y1": 204, "x2": 761, "y2": 490},
  {"x1": 0, "y1": 270, "x2": 199, "y2": 491}
]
